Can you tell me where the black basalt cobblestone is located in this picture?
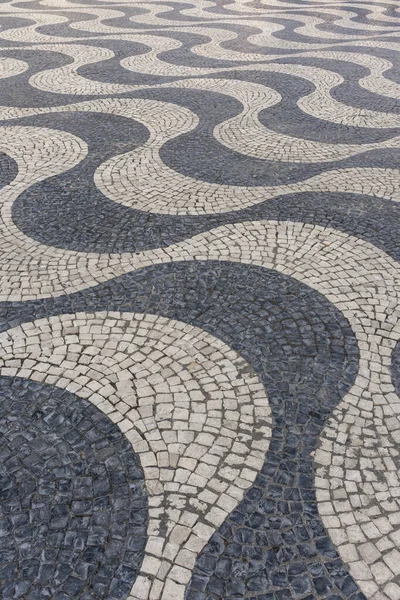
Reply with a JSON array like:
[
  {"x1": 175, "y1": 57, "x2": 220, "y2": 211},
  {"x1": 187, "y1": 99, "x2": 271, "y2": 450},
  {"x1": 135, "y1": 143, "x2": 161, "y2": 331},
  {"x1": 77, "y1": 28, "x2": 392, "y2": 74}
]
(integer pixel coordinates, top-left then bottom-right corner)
[
  {"x1": 0, "y1": 377, "x2": 147, "y2": 600},
  {"x1": 0, "y1": 261, "x2": 361, "y2": 599},
  {"x1": 0, "y1": 0, "x2": 399, "y2": 598}
]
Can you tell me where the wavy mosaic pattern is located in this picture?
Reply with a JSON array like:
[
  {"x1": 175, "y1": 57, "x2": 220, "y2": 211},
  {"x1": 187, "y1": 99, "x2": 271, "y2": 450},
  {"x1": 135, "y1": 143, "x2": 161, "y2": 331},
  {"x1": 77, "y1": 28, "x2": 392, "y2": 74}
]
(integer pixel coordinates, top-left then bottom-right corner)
[{"x1": 0, "y1": 0, "x2": 399, "y2": 599}]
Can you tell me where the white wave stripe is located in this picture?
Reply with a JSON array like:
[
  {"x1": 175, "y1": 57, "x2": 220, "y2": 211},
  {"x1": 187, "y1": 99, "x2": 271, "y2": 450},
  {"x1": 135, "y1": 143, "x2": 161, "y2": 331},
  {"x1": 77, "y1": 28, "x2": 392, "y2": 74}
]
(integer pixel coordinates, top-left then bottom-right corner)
[
  {"x1": 293, "y1": 49, "x2": 399, "y2": 96},
  {"x1": 55, "y1": 95, "x2": 399, "y2": 214},
  {"x1": 0, "y1": 311, "x2": 272, "y2": 600},
  {"x1": 1, "y1": 111, "x2": 400, "y2": 304},
  {"x1": 126, "y1": 214, "x2": 400, "y2": 600},
  {"x1": 0, "y1": 214, "x2": 400, "y2": 597},
  {"x1": 1, "y1": 97, "x2": 399, "y2": 215},
  {"x1": 120, "y1": 53, "x2": 400, "y2": 129},
  {"x1": 0, "y1": 125, "x2": 88, "y2": 188},
  {"x1": 143, "y1": 214, "x2": 400, "y2": 600},
  {"x1": 0, "y1": 19, "x2": 399, "y2": 91},
  {"x1": 0, "y1": 9, "x2": 400, "y2": 599},
  {"x1": 0, "y1": 28, "x2": 398, "y2": 124},
  {"x1": 96, "y1": 135, "x2": 400, "y2": 213},
  {"x1": 0, "y1": 111, "x2": 398, "y2": 300},
  {"x1": 0, "y1": 8, "x2": 129, "y2": 42},
  {"x1": 27, "y1": 43, "x2": 136, "y2": 96},
  {"x1": 92, "y1": 82, "x2": 394, "y2": 169},
  {"x1": 293, "y1": 11, "x2": 398, "y2": 40},
  {"x1": 0, "y1": 12, "x2": 70, "y2": 42},
  {"x1": 314, "y1": 361, "x2": 400, "y2": 600},
  {"x1": 0, "y1": 120, "x2": 400, "y2": 304},
  {"x1": 33, "y1": 48, "x2": 400, "y2": 131},
  {"x1": 292, "y1": 46, "x2": 400, "y2": 104},
  {"x1": 0, "y1": 56, "x2": 28, "y2": 79},
  {"x1": 3, "y1": 57, "x2": 400, "y2": 134},
  {"x1": 120, "y1": 0, "x2": 400, "y2": 25}
]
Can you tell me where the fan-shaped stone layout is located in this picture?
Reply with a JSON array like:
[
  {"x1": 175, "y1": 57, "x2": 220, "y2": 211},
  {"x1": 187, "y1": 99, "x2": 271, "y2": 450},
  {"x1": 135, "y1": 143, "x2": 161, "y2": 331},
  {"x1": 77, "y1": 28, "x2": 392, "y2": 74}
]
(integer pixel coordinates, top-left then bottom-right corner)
[
  {"x1": 314, "y1": 344, "x2": 400, "y2": 600},
  {"x1": 0, "y1": 0, "x2": 400, "y2": 599},
  {"x1": 0, "y1": 312, "x2": 272, "y2": 599}
]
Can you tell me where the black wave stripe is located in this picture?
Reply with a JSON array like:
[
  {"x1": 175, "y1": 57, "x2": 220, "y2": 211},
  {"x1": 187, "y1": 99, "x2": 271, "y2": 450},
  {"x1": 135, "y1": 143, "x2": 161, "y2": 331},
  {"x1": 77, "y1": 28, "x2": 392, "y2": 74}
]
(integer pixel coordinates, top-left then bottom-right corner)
[
  {"x1": 392, "y1": 341, "x2": 400, "y2": 399},
  {"x1": 35, "y1": 6, "x2": 150, "y2": 38},
  {"x1": 77, "y1": 39, "x2": 176, "y2": 87},
  {"x1": 0, "y1": 376, "x2": 147, "y2": 600},
  {"x1": 0, "y1": 49, "x2": 76, "y2": 107},
  {"x1": 277, "y1": 56, "x2": 400, "y2": 115},
  {"x1": 0, "y1": 1, "x2": 399, "y2": 598},
  {"x1": 0, "y1": 260, "x2": 362, "y2": 600},
  {"x1": 0, "y1": 151, "x2": 18, "y2": 189},
  {"x1": 10, "y1": 102, "x2": 400, "y2": 257}
]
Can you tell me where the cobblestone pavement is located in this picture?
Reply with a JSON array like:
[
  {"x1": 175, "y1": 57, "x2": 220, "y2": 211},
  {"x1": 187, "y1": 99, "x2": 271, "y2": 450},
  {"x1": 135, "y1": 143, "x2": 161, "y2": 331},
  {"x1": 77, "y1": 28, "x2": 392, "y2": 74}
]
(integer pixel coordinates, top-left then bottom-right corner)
[{"x1": 0, "y1": 0, "x2": 399, "y2": 599}]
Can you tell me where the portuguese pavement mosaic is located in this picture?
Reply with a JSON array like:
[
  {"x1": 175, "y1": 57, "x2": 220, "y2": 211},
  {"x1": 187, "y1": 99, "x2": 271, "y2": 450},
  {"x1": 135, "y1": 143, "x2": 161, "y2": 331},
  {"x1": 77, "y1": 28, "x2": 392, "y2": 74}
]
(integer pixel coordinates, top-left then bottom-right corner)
[{"x1": 0, "y1": 0, "x2": 399, "y2": 599}]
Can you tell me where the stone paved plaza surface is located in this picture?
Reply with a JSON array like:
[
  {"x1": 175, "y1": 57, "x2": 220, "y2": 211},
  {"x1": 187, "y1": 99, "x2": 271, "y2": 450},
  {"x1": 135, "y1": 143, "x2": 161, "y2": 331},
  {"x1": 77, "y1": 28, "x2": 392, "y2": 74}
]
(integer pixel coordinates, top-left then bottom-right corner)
[{"x1": 0, "y1": 0, "x2": 400, "y2": 599}]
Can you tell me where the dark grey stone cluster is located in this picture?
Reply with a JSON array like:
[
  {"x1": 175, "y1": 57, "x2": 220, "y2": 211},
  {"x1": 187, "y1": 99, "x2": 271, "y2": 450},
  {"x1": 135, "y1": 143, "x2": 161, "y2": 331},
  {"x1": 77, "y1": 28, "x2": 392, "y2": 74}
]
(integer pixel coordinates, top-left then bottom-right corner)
[
  {"x1": 392, "y1": 342, "x2": 400, "y2": 399},
  {"x1": 0, "y1": 0, "x2": 399, "y2": 597},
  {"x1": 0, "y1": 261, "x2": 361, "y2": 599},
  {"x1": 0, "y1": 377, "x2": 147, "y2": 599}
]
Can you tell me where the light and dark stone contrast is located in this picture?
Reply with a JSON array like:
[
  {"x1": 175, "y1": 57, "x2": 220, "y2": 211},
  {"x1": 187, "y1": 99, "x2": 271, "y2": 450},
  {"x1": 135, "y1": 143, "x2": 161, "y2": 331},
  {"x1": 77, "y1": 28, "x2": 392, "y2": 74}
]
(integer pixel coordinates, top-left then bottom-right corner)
[
  {"x1": 0, "y1": 377, "x2": 147, "y2": 600},
  {"x1": 0, "y1": 0, "x2": 399, "y2": 598}
]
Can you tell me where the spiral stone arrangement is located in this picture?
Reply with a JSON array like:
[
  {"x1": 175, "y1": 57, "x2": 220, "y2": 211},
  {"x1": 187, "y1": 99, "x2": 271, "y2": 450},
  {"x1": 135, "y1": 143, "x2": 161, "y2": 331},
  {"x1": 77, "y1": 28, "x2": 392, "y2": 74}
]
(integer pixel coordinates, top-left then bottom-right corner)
[{"x1": 0, "y1": 0, "x2": 399, "y2": 599}]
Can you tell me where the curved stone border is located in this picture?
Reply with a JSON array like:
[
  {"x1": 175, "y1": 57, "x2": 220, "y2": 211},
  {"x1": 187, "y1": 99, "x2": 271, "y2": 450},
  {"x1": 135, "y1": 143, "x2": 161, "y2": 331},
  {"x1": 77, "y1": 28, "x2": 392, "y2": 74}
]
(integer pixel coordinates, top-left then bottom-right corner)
[
  {"x1": 0, "y1": 311, "x2": 272, "y2": 599},
  {"x1": 0, "y1": 375, "x2": 147, "y2": 600}
]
